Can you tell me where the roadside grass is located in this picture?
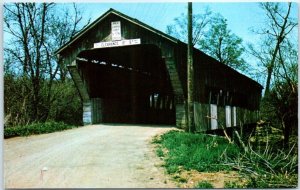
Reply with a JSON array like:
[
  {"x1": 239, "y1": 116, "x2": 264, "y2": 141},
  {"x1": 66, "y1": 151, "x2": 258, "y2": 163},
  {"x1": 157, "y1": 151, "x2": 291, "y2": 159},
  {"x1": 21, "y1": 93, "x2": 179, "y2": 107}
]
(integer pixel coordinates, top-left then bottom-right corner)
[
  {"x1": 224, "y1": 181, "x2": 244, "y2": 188},
  {"x1": 153, "y1": 130, "x2": 240, "y2": 174},
  {"x1": 153, "y1": 130, "x2": 298, "y2": 188},
  {"x1": 195, "y1": 181, "x2": 214, "y2": 188},
  {"x1": 4, "y1": 121, "x2": 79, "y2": 138}
]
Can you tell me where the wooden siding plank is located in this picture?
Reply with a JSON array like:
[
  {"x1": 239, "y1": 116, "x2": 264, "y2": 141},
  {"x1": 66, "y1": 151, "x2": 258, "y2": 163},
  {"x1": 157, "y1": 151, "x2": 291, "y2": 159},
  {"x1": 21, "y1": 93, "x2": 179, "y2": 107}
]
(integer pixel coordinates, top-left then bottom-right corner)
[
  {"x1": 210, "y1": 104, "x2": 218, "y2": 130},
  {"x1": 225, "y1": 106, "x2": 232, "y2": 127}
]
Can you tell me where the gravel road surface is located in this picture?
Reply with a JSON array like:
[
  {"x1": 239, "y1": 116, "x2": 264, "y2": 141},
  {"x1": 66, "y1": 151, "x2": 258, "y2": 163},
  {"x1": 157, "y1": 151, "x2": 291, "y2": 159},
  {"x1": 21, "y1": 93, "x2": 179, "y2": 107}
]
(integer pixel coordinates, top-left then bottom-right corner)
[{"x1": 4, "y1": 124, "x2": 177, "y2": 188}]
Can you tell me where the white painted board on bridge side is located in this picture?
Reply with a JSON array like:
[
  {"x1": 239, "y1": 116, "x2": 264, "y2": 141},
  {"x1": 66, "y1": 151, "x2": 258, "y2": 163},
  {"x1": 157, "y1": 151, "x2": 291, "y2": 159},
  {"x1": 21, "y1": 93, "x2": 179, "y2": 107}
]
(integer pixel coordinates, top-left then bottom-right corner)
[
  {"x1": 225, "y1": 106, "x2": 231, "y2": 127},
  {"x1": 232, "y1": 106, "x2": 237, "y2": 126},
  {"x1": 210, "y1": 104, "x2": 218, "y2": 130},
  {"x1": 93, "y1": 39, "x2": 141, "y2": 49}
]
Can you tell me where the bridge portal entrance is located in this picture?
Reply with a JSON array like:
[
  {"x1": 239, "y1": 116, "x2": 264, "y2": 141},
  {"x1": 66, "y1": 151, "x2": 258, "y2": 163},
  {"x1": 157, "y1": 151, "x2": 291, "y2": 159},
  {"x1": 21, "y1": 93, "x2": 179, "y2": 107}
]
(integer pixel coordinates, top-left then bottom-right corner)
[{"x1": 72, "y1": 44, "x2": 175, "y2": 125}]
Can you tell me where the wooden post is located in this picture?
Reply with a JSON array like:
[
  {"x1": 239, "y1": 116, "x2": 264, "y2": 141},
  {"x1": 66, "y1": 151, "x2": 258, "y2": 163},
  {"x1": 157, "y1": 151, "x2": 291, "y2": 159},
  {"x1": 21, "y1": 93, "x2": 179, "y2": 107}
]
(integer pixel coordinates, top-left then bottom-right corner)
[
  {"x1": 187, "y1": 2, "x2": 195, "y2": 133},
  {"x1": 164, "y1": 57, "x2": 187, "y2": 129}
]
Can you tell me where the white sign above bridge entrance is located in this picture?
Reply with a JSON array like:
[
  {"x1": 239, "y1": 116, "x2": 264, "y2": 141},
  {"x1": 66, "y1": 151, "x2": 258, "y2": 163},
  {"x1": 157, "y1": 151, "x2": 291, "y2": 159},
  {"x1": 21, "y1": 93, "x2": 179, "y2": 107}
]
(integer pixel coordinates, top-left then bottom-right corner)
[
  {"x1": 93, "y1": 39, "x2": 141, "y2": 48},
  {"x1": 111, "y1": 21, "x2": 121, "y2": 41}
]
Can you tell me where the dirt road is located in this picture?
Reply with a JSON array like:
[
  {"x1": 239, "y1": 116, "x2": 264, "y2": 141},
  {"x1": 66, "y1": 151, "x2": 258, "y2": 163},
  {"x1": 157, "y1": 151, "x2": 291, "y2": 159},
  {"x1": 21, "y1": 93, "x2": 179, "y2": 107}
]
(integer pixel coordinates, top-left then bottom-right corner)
[{"x1": 4, "y1": 124, "x2": 177, "y2": 188}]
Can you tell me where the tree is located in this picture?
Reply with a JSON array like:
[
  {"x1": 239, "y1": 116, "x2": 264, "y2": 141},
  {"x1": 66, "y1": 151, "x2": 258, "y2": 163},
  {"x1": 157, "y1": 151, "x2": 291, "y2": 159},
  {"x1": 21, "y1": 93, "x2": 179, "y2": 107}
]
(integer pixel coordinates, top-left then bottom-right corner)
[
  {"x1": 249, "y1": 2, "x2": 297, "y2": 96},
  {"x1": 198, "y1": 14, "x2": 246, "y2": 71},
  {"x1": 167, "y1": 11, "x2": 246, "y2": 71},
  {"x1": 166, "y1": 7, "x2": 212, "y2": 46},
  {"x1": 249, "y1": 2, "x2": 298, "y2": 147},
  {"x1": 4, "y1": 3, "x2": 89, "y2": 126},
  {"x1": 268, "y1": 40, "x2": 298, "y2": 147}
]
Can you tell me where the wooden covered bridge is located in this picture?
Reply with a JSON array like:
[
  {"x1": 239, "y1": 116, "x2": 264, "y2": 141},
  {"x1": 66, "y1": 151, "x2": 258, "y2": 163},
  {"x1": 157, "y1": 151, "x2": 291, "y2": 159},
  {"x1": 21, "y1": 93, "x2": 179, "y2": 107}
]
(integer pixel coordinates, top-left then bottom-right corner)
[{"x1": 55, "y1": 9, "x2": 263, "y2": 132}]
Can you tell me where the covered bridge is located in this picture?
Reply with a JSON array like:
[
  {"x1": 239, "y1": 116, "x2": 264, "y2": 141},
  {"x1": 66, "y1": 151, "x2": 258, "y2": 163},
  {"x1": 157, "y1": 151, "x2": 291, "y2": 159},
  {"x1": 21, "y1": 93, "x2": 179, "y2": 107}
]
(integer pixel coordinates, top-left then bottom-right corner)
[{"x1": 55, "y1": 8, "x2": 263, "y2": 132}]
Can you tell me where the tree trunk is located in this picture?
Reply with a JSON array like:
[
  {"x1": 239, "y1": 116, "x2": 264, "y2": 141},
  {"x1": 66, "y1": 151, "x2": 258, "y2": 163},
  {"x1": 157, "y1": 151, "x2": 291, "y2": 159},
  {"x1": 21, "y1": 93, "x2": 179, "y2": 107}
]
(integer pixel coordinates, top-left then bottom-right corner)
[
  {"x1": 264, "y1": 66, "x2": 273, "y2": 96},
  {"x1": 263, "y1": 3, "x2": 293, "y2": 97}
]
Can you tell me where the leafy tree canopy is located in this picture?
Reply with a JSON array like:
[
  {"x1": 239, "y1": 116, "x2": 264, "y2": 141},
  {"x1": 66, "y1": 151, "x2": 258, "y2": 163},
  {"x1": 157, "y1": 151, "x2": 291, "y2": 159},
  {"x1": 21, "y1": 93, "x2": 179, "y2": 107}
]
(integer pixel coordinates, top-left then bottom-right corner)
[{"x1": 166, "y1": 9, "x2": 247, "y2": 71}]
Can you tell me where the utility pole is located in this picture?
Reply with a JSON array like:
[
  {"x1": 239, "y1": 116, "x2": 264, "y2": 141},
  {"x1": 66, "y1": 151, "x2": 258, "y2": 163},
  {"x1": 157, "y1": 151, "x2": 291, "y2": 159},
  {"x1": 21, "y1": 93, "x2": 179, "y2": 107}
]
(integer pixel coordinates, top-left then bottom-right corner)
[{"x1": 187, "y1": 2, "x2": 194, "y2": 133}]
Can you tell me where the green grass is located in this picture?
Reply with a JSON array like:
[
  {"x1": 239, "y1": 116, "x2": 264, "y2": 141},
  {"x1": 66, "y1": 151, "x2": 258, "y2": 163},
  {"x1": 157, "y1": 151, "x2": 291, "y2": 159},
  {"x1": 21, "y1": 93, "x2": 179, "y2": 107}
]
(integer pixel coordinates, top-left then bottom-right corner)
[
  {"x1": 154, "y1": 130, "x2": 298, "y2": 188},
  {"x1": 172, "y1": 175, "x2": 188, "y2": 183},
  {"x1": 156, "y1": 147, "x2": 164, "y2": 157},
  {"x1": 195, "y1": 181, "x2": 214, "y2": 188},
  {"x1": 4, "y1": 121, "x2": 78, "y2": 138},
  {"x1": 153, "y1": 130, "x2": 240, "y2": 174},
  {"x1": 224, "y1": 181, "x2": 245, "y2": 188}
]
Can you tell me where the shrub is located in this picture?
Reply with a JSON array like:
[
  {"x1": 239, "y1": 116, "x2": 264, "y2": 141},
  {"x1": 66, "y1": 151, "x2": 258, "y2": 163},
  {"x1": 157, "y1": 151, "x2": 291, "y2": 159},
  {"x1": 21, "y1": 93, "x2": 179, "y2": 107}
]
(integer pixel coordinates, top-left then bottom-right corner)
[
  {"x1": 4, "y1": 121, "x2": 78, "y2": 138},
  {"x1": 4, "y1": 76, "x2": 82, "y2": 127}
]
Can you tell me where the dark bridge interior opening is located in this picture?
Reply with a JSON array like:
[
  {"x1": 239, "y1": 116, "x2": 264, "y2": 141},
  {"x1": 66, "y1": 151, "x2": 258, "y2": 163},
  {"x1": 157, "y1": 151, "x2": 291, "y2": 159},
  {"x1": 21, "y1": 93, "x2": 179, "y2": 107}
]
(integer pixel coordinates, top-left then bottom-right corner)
[{"x1": 76, "y1": 44, "x2": 175, "y2": 124}]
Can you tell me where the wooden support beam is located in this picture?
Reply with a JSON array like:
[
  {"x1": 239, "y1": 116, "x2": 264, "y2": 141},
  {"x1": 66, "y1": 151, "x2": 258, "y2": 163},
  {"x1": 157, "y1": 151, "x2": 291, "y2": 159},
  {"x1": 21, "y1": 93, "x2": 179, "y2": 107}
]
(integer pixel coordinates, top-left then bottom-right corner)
[{"x1": 165, "y1": 57, "x2": 187, "y2": 129}]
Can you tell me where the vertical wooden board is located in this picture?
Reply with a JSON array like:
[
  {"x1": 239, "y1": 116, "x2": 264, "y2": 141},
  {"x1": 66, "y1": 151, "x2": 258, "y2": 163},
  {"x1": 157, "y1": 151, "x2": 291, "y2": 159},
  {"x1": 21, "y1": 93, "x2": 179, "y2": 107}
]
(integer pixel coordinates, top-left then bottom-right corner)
[
  {"x1": 175, "y1": 104, "x2": 187, "y2": 129},
  {"x1": 225, "y1": 105, "x2": 231, "y2": 127},
  {"x1": 92, "y1": 98, "x2": 95, "y2": 124},
  {"x1": 239, "y1": 107, "x2": 245, "y2": 126},
  {"x1": 194, "y1": 102, "x2": 202, "y2": 131},
  {"x1": 236, "y1": 107, "x2": 241, "y2": 126},
  {"x1": 83, "y1": 101, "x2": 92, "y2": 125},
  {"x1": 218, "y1": 105, "x2": 225, "y2": 129},
  {"x1": 97, "y1": 98, "x2": 102, "y2": 123},
  {"x1": 233, "y1": 107, "x2": 258, "y2": 126},
  {"x1": 210, "y1": 104, "x2": 218, "y2": 130},
  {"x1": 241, "y1": 109, "x2": 245, "y2": 124},
  {"x1": 204, "y1": 104, "x2": 210, "y2": 131},
  {"x1": 194, "y1": 103, "x2": 210, "y2": 132},
  {"x1": 232, "y1": 106, "x2": 237, "y2": 127},
  {"x1": 194, "y1": 102, "x2": 199, "y2": 131},
  {"x1": 92, "y1": 99, "x2": 95, "y2": 124},
  {"x1": 92, "y1": 98, "x2": 102, "y2": 124}
]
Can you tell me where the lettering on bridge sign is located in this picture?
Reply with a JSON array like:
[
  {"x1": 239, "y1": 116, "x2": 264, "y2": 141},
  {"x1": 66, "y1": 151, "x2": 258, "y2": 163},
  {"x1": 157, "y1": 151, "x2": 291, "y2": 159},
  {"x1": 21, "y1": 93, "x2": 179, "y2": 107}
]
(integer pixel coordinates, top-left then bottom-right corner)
[{"x1": 94, "y1": 39, "x2": 141, "y2": 48}]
